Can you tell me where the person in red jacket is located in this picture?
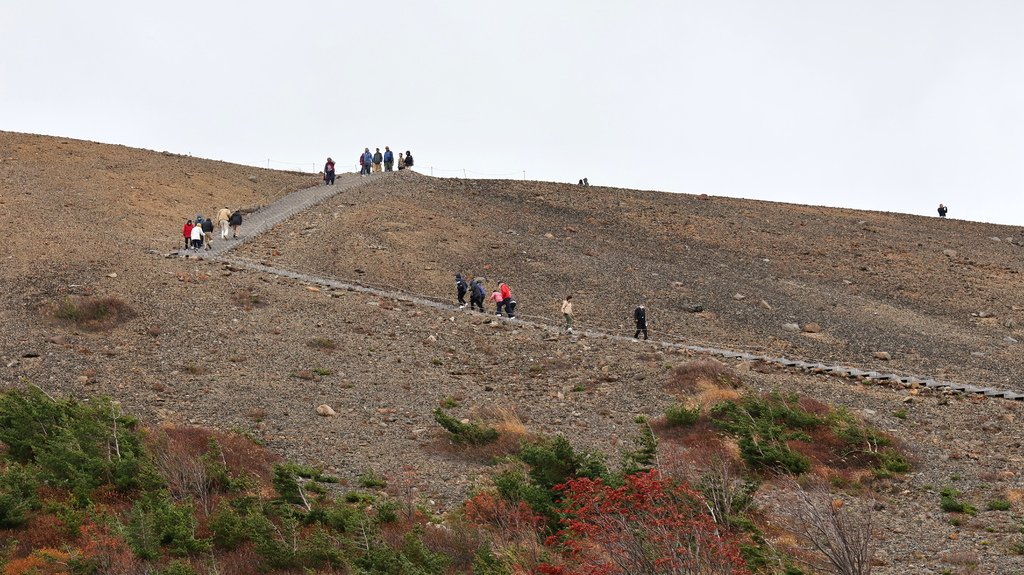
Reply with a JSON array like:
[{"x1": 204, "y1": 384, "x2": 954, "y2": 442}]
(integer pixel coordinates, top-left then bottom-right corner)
[
  {"x1": 498, "y1": 282, "x2": 512, "y2": 317},
  {"x1": 182, "y1": 220, "x2": 193, "y2": 250}
]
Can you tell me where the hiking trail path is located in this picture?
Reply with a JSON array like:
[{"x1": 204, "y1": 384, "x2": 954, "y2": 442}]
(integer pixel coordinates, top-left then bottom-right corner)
[{"x1": 178, "y1": 174, "x2": 1024, "y2": 402}]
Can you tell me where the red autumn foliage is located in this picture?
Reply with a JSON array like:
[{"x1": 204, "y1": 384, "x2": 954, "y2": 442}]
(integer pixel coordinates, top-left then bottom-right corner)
[{"x1": 538, "y1": 471, "x2": 750, "y2": 575}]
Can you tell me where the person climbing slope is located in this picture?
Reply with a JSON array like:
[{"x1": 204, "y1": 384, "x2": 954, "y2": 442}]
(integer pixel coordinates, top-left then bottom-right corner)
[
  {"x1": 561, "y1": 295, "x2": 574, "y2": 333},
  {"x1": 455, "y1": 273, "x2": 468, "y2": 308}
]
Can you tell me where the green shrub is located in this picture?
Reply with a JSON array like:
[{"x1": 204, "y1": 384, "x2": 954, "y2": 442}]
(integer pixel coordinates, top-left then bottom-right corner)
[
  {"x1": 375, "y1": 499, "x2": 399, "y2": 524},
  {"x1": 272, "y1": 463, "x2": 335, "y2": 506},
  {"x1": 0, "y1": 463, "x2": 41, "y2": 528},
  {"x1": 987, "y1": 499, "x2": 1012, "y2": 511},
  {"x1": 208, "y1": 501, "x2": 249, "y2": 550},
  {"x1": 940, "y1": 487, "x2": 977, "y2": 515},
  {"x1": 320, "y1": 501, "x2": 367, "y2": 533},
  {"x1": 124, "y1": 490, "x2": 211, "y2": 559},
  {"x1": 877, "y1": 450, "x2": 912, "y2": 474},
  {"x1": 157, "y1": 559, "x2": 198, "y2": 575},
  {"x1": 354, "y1": 528, "x2": 448, "y2": 575},
  {"x1": 664, "y1": 404, "x2": 700, "y2": 427},
  {"x1": 517, "y1": 435, "x2": 608, "y2": 491},
  {"x1": 359, "y1": 470, "x2": 387, "y2": 489},
  {"x1": 472, "y1": 545, "x2": 511, "y2": 575},
  {"x1": 709, "y1": 395, "x2": 814, "y2": 474},
  {"x1": 433, "y1": 409, "x2": 499, "y2": 446},
  {"x1": 0, "y1": 387, "x2": 152, "y2": 503},
  {"x1": 53, "y1": 296, "x2": 134, "y2": 328}
]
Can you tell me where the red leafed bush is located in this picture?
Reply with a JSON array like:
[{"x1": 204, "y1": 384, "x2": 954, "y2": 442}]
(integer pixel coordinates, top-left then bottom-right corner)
[{"x1": 538, "y1": 471, "x2": 750, "y2": 575}]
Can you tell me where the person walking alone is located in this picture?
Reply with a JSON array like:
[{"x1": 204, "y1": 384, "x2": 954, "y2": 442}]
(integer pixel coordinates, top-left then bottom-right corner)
[
  {"x1": 633, "y1": 305, "x2": 649, "y2": 340},
  {"x1": 372, "y1": 148, "x2": 383, "y2": 173},
  {"x1": 561, "y1": 295, "x2": 574, "y2": 333},
  {"x1": 324, "y1": 157, "x2": 336, "y2": 185},
  {"x1": 938, "y1": 203, "x2": 948, "y2": 218},
  {"x1": 383, "y1": 147, "x2": 394, "y2": 172},
  {"x1": 217, "y1": 206, "x2": 231, "y2": 240}
]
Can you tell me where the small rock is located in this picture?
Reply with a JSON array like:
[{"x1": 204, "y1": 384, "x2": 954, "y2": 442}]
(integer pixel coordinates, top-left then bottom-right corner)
[
  {"x1": 316, "y1": 404, "x2": 336, "y2": 417},
  {"x1": 106, "y1": 272, "x2": 117, "y2": 278},
  {"x1": 782, "y1": 323, "x2": 801, "y2": 332},
  {"x1": 990, "y1": 236, "x2": 1002, "y2": 242},
  {"x1": 873, "y1": 351, "x2": 892, "y2": 361},
  {"x1": 759, "y1": 300, "x2": 772, "y2": 310},
  {"x1": 45, "y1": 335, "x2": 67, "y2": 345},
  {"x1": 943, "y1": 249, "x2": 957, "y2": 257},
  {"x1": 1005, "y1": 336, "x2": 1018, "y2": 344},
  {"x1": 979, "y1": 310, "x2": 995, "y2": 318},
  {"x1": 544, "y1": 232, "x2": 555, "y2": 239},
  {"x1": 684, "y1": 304, "x2": 704, "y2": 313},
  {"x1": 901, "y1": 396, "x2": 914, "y2": 404},
  {"x1": 248, "y1": 175, "x2": 258, "y2": 182},
  {"x1": 733, "y1": 293, "x2": 746, "y2": 301},
  {"x1": 1004, "y1": 319, "x2": 1017, "y2": 329},
  {"x1": 802, "y1": 322, "x2": 822, "y2": 333},
  {"x1": 306, "y1": 286, "x2": 321, "y2": 292},
  {"x1": 842, "y1": 279, "x2": 853, "y2": 285},
  {"x1": 971, "y1": 351, "x2": 985, "y2": 358}
]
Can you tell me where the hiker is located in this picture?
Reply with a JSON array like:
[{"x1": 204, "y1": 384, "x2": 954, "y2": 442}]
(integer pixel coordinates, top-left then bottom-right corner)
[
  {"x1": 383, "y1": 147, "x2": 394, "y2": 172},
  {"x1": 561, "y1": 295, "x2": 574, "y2": 333},
  {"x1": 633, "y1": 305, "x2": 648, "y2": 340},
  {"x1": 507, "y1": 299, "x2": 518, "y2": 319},
  {"x1": 404, "y1": 151, "x2": 414, "y2": 168},
  {"x1": 372, "y1": 148, "x2": 383, "y2": 173},
  {"x1": 498, "y1": 281, "x2": 512, "y2": 317},
  {"x1": 583, "y1": 177, "x2": 589, "y2": 186},
  {"x1": 938, "y1": 203, "x2": 948, "y2": 218},
  {"x1": 182, "y1": 220, "x2": 193, "y2": 250},
  {"x1": 578, "y1": 179, "x2": 584, "y2": 186},
  {"x1": 189, "y1": 221, "x2": 204, "y2": 251},
  {"x1": 324, "y1": 157, "x2": 336, "y2": 185},
  {"x1": 194, "y1": 216, "x2": 205, "y2": 246},
  {"x1": 455, "y1": 273, "x2": 468, "y2": 308},
  {"x1": 470, "y1": 279, "x2": 486, "y2": 312},
  {"x1": 397, "y1": 152, "x2": 406, "y2": 170},
  {"x1": 361, "y1": 148, "x2": 372, "y2": 176},
  {"x1": 217, "y1": 206, "x2": 231, "y2": 240},
  {"x1": 229, "y1": 210, "x2": 242, "y2": 238},
  {"x1": 491, "y1": 288, "x2": 504, "y2": 316},
  {"x1": 201, "y1": 216, "x2": 215, "y2": 250}
]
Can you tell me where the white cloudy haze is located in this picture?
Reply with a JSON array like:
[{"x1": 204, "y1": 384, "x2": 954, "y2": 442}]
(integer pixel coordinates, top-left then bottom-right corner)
[{"x1": 2, "y1": 1, "x2": 1022, "y2": 225}]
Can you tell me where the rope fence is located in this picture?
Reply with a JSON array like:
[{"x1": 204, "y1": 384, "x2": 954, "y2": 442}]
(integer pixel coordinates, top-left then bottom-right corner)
[{"x1": 249, "y1": 158, "x2": 531, "y2": 180}]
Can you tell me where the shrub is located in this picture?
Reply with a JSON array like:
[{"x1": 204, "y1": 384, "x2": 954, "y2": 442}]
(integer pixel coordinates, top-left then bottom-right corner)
[
  {"x1": 940, "y1": 487, "x2": 977, "y2": 515},
  {"x1": 0, "y1": 387, "x2": 151, "y2": 503},
  {"x1": 0, "y1": 463, "x2": 40, "y2": 528},
  {"x1": 709, "y1": 394, "x2": 815, "y2": 474},
  {"x1": 52, "y1": 296, "x2": 135, "y2": 329},
  {"x1": 789, "y1": 484, "x2": 874, "y2": 575},
  {"x1": 620, "y1": 419, "x2": 659, "y2": 476},
  {"x1": 433, "y1": 409, "x2": 499, "y2": 446},
  {"x1": 664, "y1": 403, "x2": 700, "y2": 427},
  {"x1": 307, "y1": 337, "x2": 337, "y2": 350},
  {"x1": 124, "y1": 490, "x2": 211, "y2": 559},
  {"x1": 359, "y1": 470, "x2": 387, "y2": 489},
  {"x1": 158, "y1": 559, "x2": 199, "y2": 575},
  {"x1": 208, "y1": 501, "x2": 249, "y2": 550},
  {"x1": 987, "y1": 498, "x2": 1012, "y2": 511},
  {"x1": 538, "y1": 470, "x2": 750, "y2": 575}
]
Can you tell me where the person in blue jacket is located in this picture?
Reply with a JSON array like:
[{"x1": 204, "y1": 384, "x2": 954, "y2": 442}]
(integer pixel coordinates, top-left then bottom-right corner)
[
  {"x1": 361, "y1": 148, "x2": 373, "y2": 176},
  {"x1": 383, "y1": 147, "x2": 394, "y2": 172}
]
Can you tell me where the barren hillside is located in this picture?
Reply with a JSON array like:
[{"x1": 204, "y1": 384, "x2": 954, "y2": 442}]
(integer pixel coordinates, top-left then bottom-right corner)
[{"x1": 3, "y1": 132, "x2": 1024, "y2": 573}]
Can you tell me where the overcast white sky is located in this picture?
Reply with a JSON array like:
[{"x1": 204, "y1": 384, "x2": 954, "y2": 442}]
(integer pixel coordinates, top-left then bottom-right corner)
[{"x1": 3, "y1": 1, "x2": 1022, "y2": 224}]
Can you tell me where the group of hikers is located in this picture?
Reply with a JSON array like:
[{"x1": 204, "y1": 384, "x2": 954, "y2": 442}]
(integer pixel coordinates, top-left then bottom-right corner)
[
  {"x1": 454, "y1": 273, "x2": 650, "y2": 339},
  {"x1": 455, "y1": 274, "x2": 518, "y2": 318},
  {"x1": 181, "y1": 207, "x2": 243, "y2": 251},
  {"x1": 322, "y1": 149, "x2": 415, "y2": 183}
]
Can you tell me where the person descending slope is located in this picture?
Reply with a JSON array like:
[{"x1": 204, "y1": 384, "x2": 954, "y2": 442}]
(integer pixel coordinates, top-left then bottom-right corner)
[
  {"x1": 324, "y1": 157, "x2": 336, "y2": 185},
  {"x1": 561, "y1": 295, "x2": 574, "y2": 333}
]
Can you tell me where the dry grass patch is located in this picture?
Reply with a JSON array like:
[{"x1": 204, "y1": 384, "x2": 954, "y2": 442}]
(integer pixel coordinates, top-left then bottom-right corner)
[
  {"x1": 664, "y1": 359, "x2": 743, "y2": 398},
  {"x1": 50, "y1": 295, "x2": 135, "y2": 330}
]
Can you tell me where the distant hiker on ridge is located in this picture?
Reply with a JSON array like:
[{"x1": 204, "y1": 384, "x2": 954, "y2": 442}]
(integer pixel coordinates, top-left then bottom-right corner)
[
  {"x1": 229, "y1": 209, "x2": 242, "y2": 239},
  {"x1": 217, "y1": 206, "x2": 231, "y2": 240},
  {"x1": 361, "y1": 148, "x2": 372, "y2": 176},
  {"x1": 404, "y1": 151, "x2": 414, "y2": 168},
  {"x1": 383, "y1": 147, "x2": 394, "y2": 172},
  {"x1": 324, "y1": 157, "x2": 336, "y2": 185},
  {"x1": 938, "y1": 203, "x2": 948, "y2": 218},
  {"x1": 455, "y1": 273, "x2": 468, "y2": 308},
  {"x1": 397, "y1": 152, "x2": 406, "y2": 170},
  {"x1": 633, "y1": 305, "x2": 648, "y2": 340},
  {"x1": 561, "y1": 295, "x2": 574, "y2": 334},
  {"x1": 373, "y1": 148, "x2": 383, "y2": 173}
]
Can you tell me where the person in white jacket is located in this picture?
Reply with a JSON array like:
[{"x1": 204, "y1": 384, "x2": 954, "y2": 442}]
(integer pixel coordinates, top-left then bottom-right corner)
[
  {"x1": 561, "y1": 295, "x2": 574, "y2": 333},
  {"x1": 190, "y1": 222, "x2": 204, "y2": 250}
]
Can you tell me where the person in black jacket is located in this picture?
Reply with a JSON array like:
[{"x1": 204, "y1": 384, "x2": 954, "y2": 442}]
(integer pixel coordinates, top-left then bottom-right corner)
[
  {"x1": 937, "y1": 203, "x2": 948, "y2": 218},
  {"x1": 455, "y1": 273, "x2": 468, "y2": 308},
  {"x1": 201, "y1": 216, "x2": 215, "y2": 250},
  {"x1": 404, "y1": 151, "x2": 414, "y2": 168},
  {"x1": 633, "y1": 305, "x2": 648, "y2": 340},
  {"x1": 229, "y1": 210, "x2": 243, "y2": 238}
]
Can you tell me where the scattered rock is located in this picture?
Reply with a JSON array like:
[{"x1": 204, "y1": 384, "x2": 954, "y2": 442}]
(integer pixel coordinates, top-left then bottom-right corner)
[
  {"x1": 873, "y1": 351, "x2": 892, "y2": 361},
  {"x1": 759, "y1": 300, "x2": 772, "y2": 310},
  {"x1": 1004, "y1": 319, "x2": 1017, "y2": 329},
  {"x1": 106, "y1": 272, "x2": 118, "y2": 278},
  {"x1": 733, "y1": 293, "x2": 746, "y2": 301},
  {"x1": 782, "y1": 323, "x2": 801, "y2": 332},
  {"x1": 943, "y1": 249, "x2": 957, "y2": 257},
  {"x1": 684, "y1": 304, "x2": 704, "y2": 313},
  {"x1": 802, "y1": 323, "x2": 822, "y2": 333},
  {"x1": 544, "y1": 233, "x2": 554, "y2": 239},
  {"x1": 1005, "y1": 336, "x2": 1018, "y2": 344},
  {"x1": 316, "y1": 404, "x2": 336, "y2": 417},
  {"x1": 979, "y1": 310, "x2": 995, "y2": 318}
]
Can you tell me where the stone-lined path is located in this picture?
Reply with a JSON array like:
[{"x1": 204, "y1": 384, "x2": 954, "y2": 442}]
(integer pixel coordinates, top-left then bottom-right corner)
[
  {"x1": 178, "y1": 172, "x2": 367, "y2": 258},
  {"x1": 180, "y1": 175, "x2": 1024, "y2": 402}
]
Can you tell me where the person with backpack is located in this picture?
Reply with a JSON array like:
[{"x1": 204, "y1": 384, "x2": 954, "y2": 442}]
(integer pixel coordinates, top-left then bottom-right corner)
[
  {"x1": 383, "y1": 147, "x2": 394, "y2": 172},
  {"x1": 404, "y1": 151, "x2": 414, "y2": 168},
  {"x1": 324, "y1": 157, "x2": 336, "y2": 185},
  {"x1": 561, "y1": 295, "x2": 574, "y2": 333},
  {"x1": 455, "y1": 273, "x2": 468, "y2": 308},
  {"x1": 201, "y1": 216, "x2": 215, "y2": 250},
  {"x1": 633, "y1": 305, "x2": 649, "y2": 340},
  {"x1": 229, "y1": 210, "x2": 243, "y2": 238},
  {"x1": 470, "y1": 279, "x2": 486, "y2": 312},
  {"x1": 182, "y1": 219, "x2": 194, "y2": 250}
]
